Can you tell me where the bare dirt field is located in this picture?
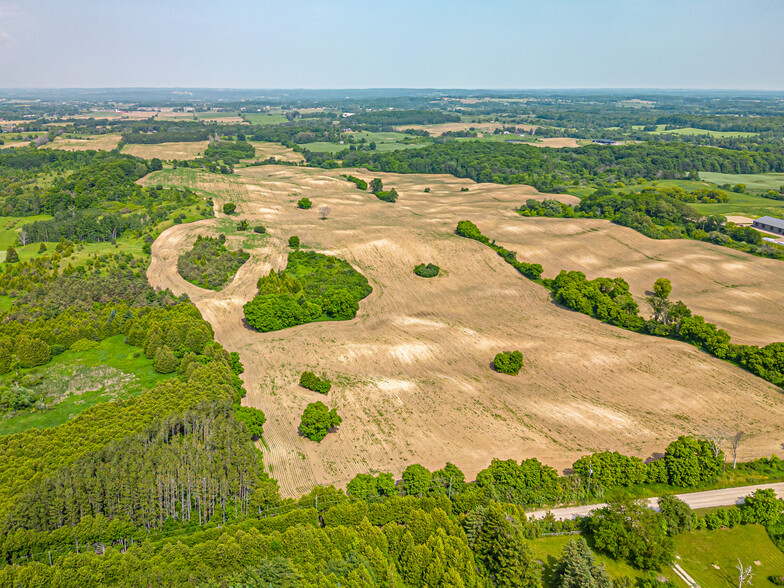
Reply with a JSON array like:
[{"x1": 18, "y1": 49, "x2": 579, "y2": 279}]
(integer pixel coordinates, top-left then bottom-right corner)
[
  {"x1": 395, "y1": 122, "x2": 508, "y2": 136},
  {"x1": 247, "y1": 141, "x2": 306, "y2": 163},
  {"x1": 147, "y1": 166, "x2": 784, "y2": 498},
  {"x1": 49, "y1": 134, "x2": 122, "y2": 151},
  {"x1": 532, "y1": 137, "x2": 582, "y2": 148},
  {"x1": 122, "y1": 141, "x2": 209, "y2": 160}
]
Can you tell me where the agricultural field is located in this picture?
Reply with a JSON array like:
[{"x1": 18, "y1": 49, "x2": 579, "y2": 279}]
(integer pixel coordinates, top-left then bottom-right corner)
[
  {"x1": 48, "y1": 133, "x2": 122, "y2": 151},
  {"x1": 246, "y1": 140, "x2": 305, "y2": 163},
  {"x1": 121, "y1": 140, "x2": 209, "y2": 160},
  {"x1": 302, "y1": 131, "x2": 426, "y2": 153},
  {"x1": 700, "y1": 171, "x2": 784, "y2": 193},
  {"x1": 642, "y1": 125, "x2": 758, "y2": 138},
  {"x1": 243, "y1": 112, "x2": 293, "y2": 125},
  {"x1": 146, "y1": 165, "x2": 784, "y2": 498}
]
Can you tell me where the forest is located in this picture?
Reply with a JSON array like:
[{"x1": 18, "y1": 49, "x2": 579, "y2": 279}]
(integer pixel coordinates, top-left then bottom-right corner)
[{"x1": 243, "y1": 250, "x2": 372, "y2": 333}]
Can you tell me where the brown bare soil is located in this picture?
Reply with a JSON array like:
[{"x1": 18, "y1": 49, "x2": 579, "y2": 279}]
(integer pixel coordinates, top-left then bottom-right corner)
[
  {"x1": 49, "y1": 134, "x2": 122, "y2": 151},
  {"x1": 532, "y1": 137, "x2": 581, "y2": 148},
  {"x1": 247, "y1": 141, "x2": 306, "y2": 163},
  {"x1": 147, "y1": 166, "x2": 784, "y2": 498},
  {"x1": 122, "y1": 141, "x2": 209, "y2": 160}
]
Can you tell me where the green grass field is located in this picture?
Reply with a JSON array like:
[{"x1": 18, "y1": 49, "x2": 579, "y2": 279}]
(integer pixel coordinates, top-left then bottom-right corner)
[
  {"x1": 674, "y1": 525, "x2": 784, "y2": 586},
  {"x1": 242, "y1": 113, "x2": 290, "y2": 125},
  {"x1": 0, "y1": 335, "x2": 174, "y2": 435},
  {"x1": 629, "y1": 125, "x2": 756, "y2": 138},
  {"x1": 692, "y1": 191, "x2": 784, "y2": 219},
  {"x1": 301, "y1": 131, "x2": 427, "y2": 154},
  {"x1": 700, "y1": 171, "x2": 784, "y2": 193}
]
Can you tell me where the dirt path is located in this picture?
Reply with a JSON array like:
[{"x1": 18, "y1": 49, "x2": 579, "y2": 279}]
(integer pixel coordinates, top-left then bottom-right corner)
[{"x1": 148, "y1": 166, "x2": 784, "y2": 498}]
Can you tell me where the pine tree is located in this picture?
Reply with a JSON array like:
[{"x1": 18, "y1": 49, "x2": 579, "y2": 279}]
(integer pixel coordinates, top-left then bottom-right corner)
[
  {"x1": 154, "y1": 345, "x2": 179, "y2": 374},
  {"x1": 553, "y1": 538, "x2": 612, "y2": 588},
  {"x1": 5, "y1": 247, "x2": 19, "y2": 264}
]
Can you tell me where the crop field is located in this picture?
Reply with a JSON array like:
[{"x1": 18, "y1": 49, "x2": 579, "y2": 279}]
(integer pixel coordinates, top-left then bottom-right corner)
[
  {"x1": 144, "y1": 165, "x2": 784, "y2": 498},
  {"x1": 243, "y1": 113, "x2": 291, "y2": 124},
  {"x1": 121, "y1": 140, "x2": 210, "y2": 160},
  {"x1": 49, "y1": 133, "x2": 122, "y2": 151},
  {"x1": 246, "y1": 140, "x2": 305, "y2": 163}
]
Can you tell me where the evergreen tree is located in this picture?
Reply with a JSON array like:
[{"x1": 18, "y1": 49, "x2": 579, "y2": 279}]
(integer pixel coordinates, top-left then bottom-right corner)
[
  {"x1": 154, "y1": 345, "x2": 179, "y2": 374},
  {"x1": 5, "y1": 247, "x2": 19, "y2": 264},
  {"x1": 16, "y1": 336, "x2": 51, "y2": 368},
  {"x1": 552, "y1": 538, "x2": 612, "y2": 588}
]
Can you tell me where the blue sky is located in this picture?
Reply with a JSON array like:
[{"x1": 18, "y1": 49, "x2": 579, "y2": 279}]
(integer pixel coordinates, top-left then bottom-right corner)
[{"x1": 1, "y1": 0, "x2": 782, "y2": 89}]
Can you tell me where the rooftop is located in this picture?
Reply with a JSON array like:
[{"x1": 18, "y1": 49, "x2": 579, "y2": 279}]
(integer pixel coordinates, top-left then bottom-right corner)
[{"x1": 754, "y1": 216, "x2": 784, "y2": 230}]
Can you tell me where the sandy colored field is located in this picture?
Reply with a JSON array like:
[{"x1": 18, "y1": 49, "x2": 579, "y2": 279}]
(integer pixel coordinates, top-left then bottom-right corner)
[
  {"x1": 197, "y1": 116, "x2": 247, "y2": 124},
  {"x1": 147, "y1": 167, "x2": 784, "y2": 498},
  {"x1": 49, "y1": 134, "x2": 122, "y2": 151},
  {"x1": 532, "y1": 137, "x2": 581, "y2": 148},
  {"x1": 248, "y1": 141, "x2": 306, "y2": 163},
  {"x1": 122, "y1": 141, "x2": 209, "y2": 160},
  {"x1": 395, "y1": 122, "x2": 508, "y2": 136}
]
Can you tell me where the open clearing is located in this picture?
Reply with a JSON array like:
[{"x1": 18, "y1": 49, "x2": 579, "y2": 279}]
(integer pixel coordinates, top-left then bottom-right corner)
[
  {"x1": 247, "y1": 141, "x2": 305, "y2": 163},
  {"x1": 49, "y1": 134, "x2": 122, "y2": 151},
  {"x1": 147, "y1": 166, "x2": 784, "y2": 498},
  {"x1": 122, "y1": 141, "x2": 209, "y2": 160}
]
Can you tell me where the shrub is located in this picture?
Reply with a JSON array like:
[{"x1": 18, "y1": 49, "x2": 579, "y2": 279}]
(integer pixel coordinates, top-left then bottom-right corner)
[
  {"x1": 38, "y1": 242, "x2": 47, "y2": 254},
  {"x1": 413, "y1": 263, "x2": 440, "y2": 278},
  {"x1": 769, "y1": 576, "x2": 784, "y2": 586},
  {"x1": 16, "y1": 336, "x2": 51, "y2": 368},
  {"x1": 345, "y1": 175, "x2": 368, "y2": 190},
  {"x1": 299, "y1": 371, "x2": 332, "y2": 394},
  {"x1": 70, "y1": 339, "x2": 99, "y2": 352},
  {"x1": 5, "y1": 247, "x2": 19, "y2": 264},
  {"x1": 177, "y1": 235, "x2": 250, "y2": 291},
  {"x1": 493, "y1": 350, "x2": 524, "y2": 375},
  {"x1": 253, "y1": 225, "x2": 266, "y2": 234},
  {"x1": 424, "y1": 187, "x2": 430, "y2": 193},
  {"x1": 742, "y1": 488, "x2": 784, "y2": 526},
  {"x1": 223, "y1": 202, "x2": 237, "y2": 214},
  {"x1": 288, "y1": 235, "x2": 300, "y2": 249},
  {"x1": 375, "y1": 188, "x2": 398, "y2": 203},
  {"x1": 299, "y1": 401, "x2": 342, "y2": 442},
  {"x1": 154, "y1": 345, "x2": 179, "y2": 374},
  {"x1": 236, "y1": 220, "x2": 249, "y2": 231},
  {"x1": 297, "y1": 198, "x2": 312, "y2": 209},
  {"x1": 460, "y1": 187, "x2": 469, "y2": 192}
]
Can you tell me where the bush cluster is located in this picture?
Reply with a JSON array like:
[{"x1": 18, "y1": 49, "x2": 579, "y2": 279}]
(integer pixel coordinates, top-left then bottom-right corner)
[
  {"x1": 296, "y1": 198, "x2": 312, "y2": 209},
  {"x1": 177, "y1": 235, "x2": 250, "y2": 291},
  {"x1": 413, "y1": 263, "x2": 439, "y2": 278},
  {"x1": 493, "y1": 350, "x2": 524, "y2": 375},
  {"x1": 344, "y1": 175, "x2": 368, "y2": 190},
  {"x1": 299, "y1": 371, "x2": 332, "y2": 394},
  {"x1": 299, "y1": 401, "x2": 341, "y2": 442}
]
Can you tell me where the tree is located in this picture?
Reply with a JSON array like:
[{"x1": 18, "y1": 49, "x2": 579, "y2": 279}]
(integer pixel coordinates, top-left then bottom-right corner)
[
  {"x1": 587, "y1": 497, "x2": 675, "y2": 570},
  {"x1": 234, "y1": 405, "x2": 266, "y2": 440},
  {"x1": 653, "y1": 278, "x2": 672, "y2": 299},
  {"x1": 17, "y1": 230, "x2": 28, "y2": 246},
  {"x1": 253, "y1": 225, "x2": 266, "y2": 234},
  {"x1": 288, "y1": 235, "x2": 300, "y2": 249},
  {"x1": 369, "y1": 178, "x2": 383, "y2": 194},
  {"x1": 299, "y1": 401, "x2": 341, "y2": 442},
  {"x1": 154, "y1": 345, "x2": 179, "y2": 374},
  {"x1": 493, "y1": 350, "x2": 524, "y2": 375},
  {"x1": 741, "y1": 488, "x2": 784, "y2": 525},
  {"x1": 552, "y1": 538, "x2": 612, "y2": 588},
  {"x1": 402, "y1": 464, "x2": 432, "y2": 496},
  {"x1": 664, "y1": 435, "x2": 723, "y2": 487},
  {"x1": 296, "y1": 198, "x2": 312, "y2": 209},
  {"x1": 16, "y1": 336, "x2": 51, "y2": 368},
  {"x1": 299, "y1": 371, "x2": 332, "y2": 394},
  {"x1": 319, "y1": 205, "x2": 330, "y2": 219},
  {"x1": 5, "y1": 247, "x2": 19, "y2": 263},
  {"x1": 736, "y1": 559, "x2": 754, "y2": 587},
  {"x1": 38, "y1": 242, "x2": 47, "y2": 254},
  {"x1": 150, "y1": 158, "x2": 163, "y2": 171},
  {"x1": 473, "y1": 505, "x2": 541, "y2": 587},
  {"x1": 223, "y1": 202, "x2": 236, "y2": 214},
  {"x1": 657, "y1": 495, "x2": 693, "y2": 535},
  {"x1": 730, "y1": 431, "x2": 744, "y2": 469}
]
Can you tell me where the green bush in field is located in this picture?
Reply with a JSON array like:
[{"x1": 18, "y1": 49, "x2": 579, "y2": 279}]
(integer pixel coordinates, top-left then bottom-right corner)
[
  {"x1": 375, "y1": 188, "x2": 398, "y2": 203},
  {"x1": 253, "y1": 225, "x2": 266, "y2": 234},
  {"x1": 414, "y1": 263, "x2": 440, "y2": 278},
  {"x1": 288, "y1": 235, "x2": 300, "y2": 249},
  {"x1": 223, "y1": 202, "x2": 236, "y2": 214},
  {"x1": 243, "y1": 250, "x2": 372, "y2": 333},
  {"x1": 299, "y1": 401, "x2": 341, "y2": 442},
  {"x1": 345, "y1": 175, "x2": 368, "y2": 190},
  {"x1": 299, "y1": 371, "x2": 332, "y2": 394},
  {"x1": 297, "y1": 198, "x2": 312, "y2": 209},
  {"x1": 493, "y1": 350, "x2": 524, "y2": 375}
]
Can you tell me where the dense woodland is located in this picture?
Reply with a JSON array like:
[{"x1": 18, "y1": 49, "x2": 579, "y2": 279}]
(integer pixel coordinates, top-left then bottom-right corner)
[{"x1": 177, "y1": 234, "x2": 249, "y2": 290}]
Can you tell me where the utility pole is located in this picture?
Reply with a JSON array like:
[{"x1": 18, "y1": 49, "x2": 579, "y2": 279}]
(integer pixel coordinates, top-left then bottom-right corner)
[
  {"x1": 448, "y1": 476, "x2": 453, "y2": 500},
  {"x1": 587, "y1": 457, "x2": 593, "y2": 497}
]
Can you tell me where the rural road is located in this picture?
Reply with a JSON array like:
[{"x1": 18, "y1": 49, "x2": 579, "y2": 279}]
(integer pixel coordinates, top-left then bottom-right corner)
[{"x1": 526, "y1": 482, "x2": 784, "y2": 520}]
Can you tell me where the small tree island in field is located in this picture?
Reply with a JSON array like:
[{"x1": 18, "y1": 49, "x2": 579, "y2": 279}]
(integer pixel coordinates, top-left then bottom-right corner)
[
  {"x1": 299, "y1": 401, "x2": 342, "y2": 442},
  {"x1": 493, "y1": 350, "x2": 524, "y2": 375},
  {"x1": 414, "y1": 263, "x2": 440, "y2": 278}
]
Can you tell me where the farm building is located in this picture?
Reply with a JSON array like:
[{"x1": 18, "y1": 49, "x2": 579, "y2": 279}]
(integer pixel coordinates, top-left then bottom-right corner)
[{"x1": 753, "y1": 216, "x2": 784, "y2": 236}]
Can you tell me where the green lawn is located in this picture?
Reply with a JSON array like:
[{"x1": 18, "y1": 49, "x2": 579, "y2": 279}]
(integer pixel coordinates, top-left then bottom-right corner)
[
  {"x1": 651, "y1": 126, "x2": 756, "y2": 138},
  {"x1": 242, "y1": 113, "x2": 289, "y2": 125},
  {"x1": 301, "y1": 131, "x2": 427, "y2": 154},
  {"x1": 700, "y1": 171, "x2": 784, "y2": 193},
  {"x1": 674, "y1": 525, "x2": 784, "y2": 587},
  {"x1": 529, "y1": 535, "x2": 680, "y2": 586},
  {"x1": 692, "y1": 191, "x2": 784, "y2": 219},
  {"x1": 0, "y1": 335, "x2": 175, "y2": 435},
  {"x1": 0, "y1": 215, "x2": 53, "y2": 249}
]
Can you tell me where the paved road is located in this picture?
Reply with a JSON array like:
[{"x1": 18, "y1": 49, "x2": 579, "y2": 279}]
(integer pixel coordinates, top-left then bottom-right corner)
[{"x1": 527, "y1": 481, "x2": 784, "y2": 520}]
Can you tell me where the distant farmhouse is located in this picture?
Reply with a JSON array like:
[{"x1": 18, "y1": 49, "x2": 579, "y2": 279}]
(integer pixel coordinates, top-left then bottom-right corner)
[{"x1": 753, "y1": 216, "x2": 784, "y2": 236}]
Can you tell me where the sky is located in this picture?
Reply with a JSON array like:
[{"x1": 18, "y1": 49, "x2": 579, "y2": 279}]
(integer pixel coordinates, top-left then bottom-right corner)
[{"x1": 1, "y1": 0, "x2": 783, "y2": 90}]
